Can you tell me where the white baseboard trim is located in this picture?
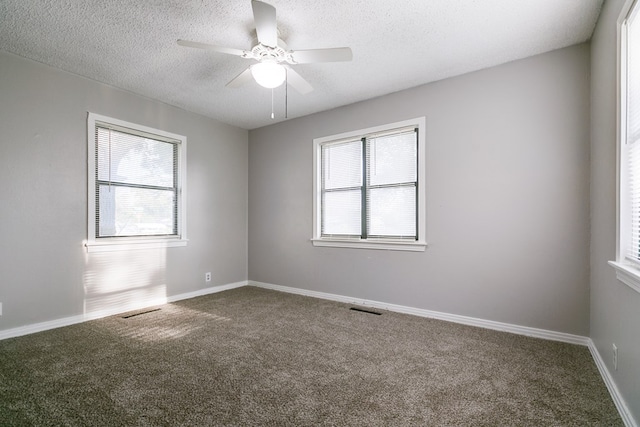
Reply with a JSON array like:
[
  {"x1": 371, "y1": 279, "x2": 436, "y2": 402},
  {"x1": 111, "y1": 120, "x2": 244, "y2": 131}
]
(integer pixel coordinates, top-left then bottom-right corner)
[
  {"x1": 588, "y1": 341, "x2": 638, "y2": 427},
  {"x1": 249, "y1": 281, "x2": 590, "y2": 345},
  {"x1": 0, "y1": 281, "x2": 248, "y2": 341}
]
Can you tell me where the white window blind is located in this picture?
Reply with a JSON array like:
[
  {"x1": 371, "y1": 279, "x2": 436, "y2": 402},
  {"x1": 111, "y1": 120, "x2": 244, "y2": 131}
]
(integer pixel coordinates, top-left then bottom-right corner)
[
  {"x1": 95, "y1": 123, "x2": 179, "y2": 238},
  {"x1": 320, "y1": 126, "x2": 418, "y2": 240},
  {"x1": 321, "y1": 139, "x2": 363, "y2": 236},
  {"x1": 626, "y1": 5, "x2": 640, "y2": 262},
  {"x1": 366, "y1": 130, "x2": 417, "y2": 238}
]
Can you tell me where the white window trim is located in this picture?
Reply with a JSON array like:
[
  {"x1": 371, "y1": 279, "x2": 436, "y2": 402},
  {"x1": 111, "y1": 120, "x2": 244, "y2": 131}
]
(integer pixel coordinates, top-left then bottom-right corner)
[
  {"x1": 85, "y1": 113, "x2": 188, "y2": 253},
  {"x1": 611, "y1": 0, "x2": 640, "y2": 293},
  {"x1": 311, "y1": 117, "x2": 427, "y2": 252}
]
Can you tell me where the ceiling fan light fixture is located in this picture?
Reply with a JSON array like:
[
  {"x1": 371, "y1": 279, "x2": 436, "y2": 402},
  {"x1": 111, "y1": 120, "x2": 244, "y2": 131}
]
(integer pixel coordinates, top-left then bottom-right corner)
[
  {"x1": 179, "y1": 0, "x2": 352, "y2": 95},
  {"x1": 251, "y1": 61, "x2": 286, "y2": 88}
]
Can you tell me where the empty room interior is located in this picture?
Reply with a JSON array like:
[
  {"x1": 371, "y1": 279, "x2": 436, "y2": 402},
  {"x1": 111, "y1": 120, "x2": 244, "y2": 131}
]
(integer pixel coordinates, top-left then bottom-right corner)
[{"x1": 1, "y1": 0, "x2": 639, "y2": 425}]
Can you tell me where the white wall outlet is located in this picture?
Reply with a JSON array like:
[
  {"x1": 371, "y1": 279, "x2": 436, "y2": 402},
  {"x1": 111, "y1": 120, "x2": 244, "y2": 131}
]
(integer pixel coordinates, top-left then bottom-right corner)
[
  {"x1": 613, "y1": 344, "x2": 618, "y2": 371},
  {"x1": 0, "y1": 302, "x2": 2, "y2": 316},
  {"x1": 205, "y1": 272, "x2": 212, "y2": 282}
]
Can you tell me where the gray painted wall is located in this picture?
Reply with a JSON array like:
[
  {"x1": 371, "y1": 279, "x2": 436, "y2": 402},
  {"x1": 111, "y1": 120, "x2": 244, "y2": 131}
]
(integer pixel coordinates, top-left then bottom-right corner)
[
  {"x1": 590, "y1": 0, "x2": 640, "y2": 421},
  {"x1": 0, "y1": 51, "x2": 248, "y2": 332},
  {"x1": 249, "y1": 44, "x2": 591, "y2": 336}
]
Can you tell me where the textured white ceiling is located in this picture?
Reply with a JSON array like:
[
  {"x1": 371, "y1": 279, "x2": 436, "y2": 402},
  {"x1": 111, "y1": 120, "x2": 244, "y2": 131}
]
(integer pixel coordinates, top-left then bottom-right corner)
[{"x1": 0, "y1": 0, "x2": 603, "y2": 130}]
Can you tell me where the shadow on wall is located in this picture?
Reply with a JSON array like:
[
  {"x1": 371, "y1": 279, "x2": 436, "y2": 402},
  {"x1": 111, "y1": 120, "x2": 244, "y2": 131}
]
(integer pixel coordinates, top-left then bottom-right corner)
[{"x1": 82, "y1": 249, "x2": 168, "y2": 318}]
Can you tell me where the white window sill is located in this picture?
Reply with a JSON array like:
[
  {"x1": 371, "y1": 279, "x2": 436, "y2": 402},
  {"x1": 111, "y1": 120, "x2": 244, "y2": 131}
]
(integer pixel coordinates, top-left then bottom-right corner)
[
  {"x1": 311, "y1": 238, "x2": 427, "y2": 252},
  {"x1": 85, "y1": 238, "x2": 188, "y2": 253},
  {"x1": 608, "y1": 261, "x2": 640, "y2": 294}
]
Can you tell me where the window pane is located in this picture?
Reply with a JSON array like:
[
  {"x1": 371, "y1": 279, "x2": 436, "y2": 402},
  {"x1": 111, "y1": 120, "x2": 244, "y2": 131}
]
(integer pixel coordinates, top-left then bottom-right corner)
[
  {"x1": 627, "y1": 141, "x2": 640, "y2": 261},
  {"x1": 97, "y1": 127, "x2": 175, "y2": 188},
  {"x1": 368, "y1": 131, "x2": 417, "y2": 186},
  {"x1": 367, "y1": 185, "x2": 416, "y2": 238},
  {"x1": 629, "y1": 10, "x2": 640, "y2": 144},
  {"x1": 626, "y1": 9, "x2": 640, "y2": 262},
  {"x1": 322, "y1": 189, "x2": 361, "y2": 236},
  {"x1": 98, "y1": 185, "x2": 175, "y2": 237},
  {"x1": 322, "y1": 140, "x2": 362, "y2": 190}
]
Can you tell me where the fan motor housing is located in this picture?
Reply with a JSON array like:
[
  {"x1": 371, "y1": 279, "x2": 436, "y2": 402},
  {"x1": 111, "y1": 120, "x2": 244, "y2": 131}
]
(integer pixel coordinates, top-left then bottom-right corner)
[{"x1": 249, "y1": 39, "x2": 294, "y2": 64}]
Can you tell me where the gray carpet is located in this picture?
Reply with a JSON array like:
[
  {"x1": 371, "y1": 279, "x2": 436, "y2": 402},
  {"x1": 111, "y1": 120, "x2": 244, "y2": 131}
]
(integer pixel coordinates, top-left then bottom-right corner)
[{"x1": 0, "y1": 286, "x2": 622, "y2": 426}]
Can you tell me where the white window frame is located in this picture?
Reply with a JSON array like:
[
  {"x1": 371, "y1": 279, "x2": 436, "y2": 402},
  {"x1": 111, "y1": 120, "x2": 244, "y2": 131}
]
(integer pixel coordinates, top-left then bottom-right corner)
[
  {"x1": 610, "y1": 0, "x2": 640, "y2": 293},
  {"x1": 312, "y1": 117, "x2": 427, "y2": 252},
  {"x1": 85, "y1": 113, "x2": 188, "y2": 253}
]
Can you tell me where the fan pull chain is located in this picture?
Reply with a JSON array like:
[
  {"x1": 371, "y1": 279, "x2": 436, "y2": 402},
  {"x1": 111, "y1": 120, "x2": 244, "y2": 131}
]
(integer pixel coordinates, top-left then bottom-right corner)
[{"x1": 271, "y1": 88, "x2": 275, "y2": 119}]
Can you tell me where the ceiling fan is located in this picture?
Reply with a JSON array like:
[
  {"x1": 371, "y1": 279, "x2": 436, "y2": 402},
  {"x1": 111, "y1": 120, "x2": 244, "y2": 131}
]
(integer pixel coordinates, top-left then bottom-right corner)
[{"x1": 177, "y1": 0, "x2": 353, "y2": 95}]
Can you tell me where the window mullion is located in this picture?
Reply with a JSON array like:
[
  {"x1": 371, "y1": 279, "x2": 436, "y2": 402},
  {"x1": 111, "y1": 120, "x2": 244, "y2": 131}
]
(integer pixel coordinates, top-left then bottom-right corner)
[
  {"x1": 95, "y1": 180, "x2": 175, "y2": 192},
  {"x1": 414, "y1": 127, "x2": 419, "y2": 241},
  {"x1": 173, "y1": 143, "x2": 179, "y2": 235},
  {"x1": 361, "y1": 137, "x2": 368, "y2": 239},
  {"x1": 367, "y1": 182, "x2": 416, "y2": 190},
  {"x1": 323, "y1": 185, "x2": 363, "y2": 192}
]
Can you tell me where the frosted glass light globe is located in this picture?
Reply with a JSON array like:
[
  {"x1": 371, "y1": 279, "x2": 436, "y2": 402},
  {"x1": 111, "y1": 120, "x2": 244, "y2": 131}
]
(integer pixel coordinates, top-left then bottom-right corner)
[{"x1": 251, "y1": 61, "x2": 286, "y2": 88}]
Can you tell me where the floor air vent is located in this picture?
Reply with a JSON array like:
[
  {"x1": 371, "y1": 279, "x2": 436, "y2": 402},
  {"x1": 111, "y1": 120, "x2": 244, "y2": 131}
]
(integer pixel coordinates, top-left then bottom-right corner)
[
  {"x1": 122, "y1": 308, "x2": 161, "y2": 319},
  {"x1": 350, "y1": 307, "x2": 382, "y2": 315}
]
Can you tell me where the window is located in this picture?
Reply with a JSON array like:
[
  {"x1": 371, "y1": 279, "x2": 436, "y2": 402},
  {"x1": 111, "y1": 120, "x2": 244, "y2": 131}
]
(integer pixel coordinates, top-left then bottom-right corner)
[
  {"x1": 610, "y1": 0, "x2": 640, "y2": 293},
  {"x1": 86, "y1": 113, "x2": 187, "y2": 252},
  {"x1": 312, "y1": 118, "x2": 426, "y2": 251}
]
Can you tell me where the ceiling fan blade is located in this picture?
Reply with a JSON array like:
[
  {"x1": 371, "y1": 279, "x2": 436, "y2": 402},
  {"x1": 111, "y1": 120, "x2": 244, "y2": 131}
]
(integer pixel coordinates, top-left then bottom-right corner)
[
  {"x1": 251, "y1": 0, "x2": 278, "y2": 47},
  {"x1": 177, "y1": 39, "x2": 247, "y2": 57},
  {"x1": 226, "y1": 67, "x2": 254, "y2": 88},
  {"x1": 290, "y1": 47, "x2": 353, "y2": 64},
  {"x1": 284, "y1": 66, "x2": 313, "y2": 95}
]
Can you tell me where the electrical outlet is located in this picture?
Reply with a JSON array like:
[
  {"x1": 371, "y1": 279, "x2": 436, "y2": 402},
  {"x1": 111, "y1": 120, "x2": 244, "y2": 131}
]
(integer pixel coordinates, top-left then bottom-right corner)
[
  {"x1": 205, "y1": 272, "x2": 212, "y2": 282},
  {"x1": 613, "y1": 344, "x2": 618, "y2": 371},
  {"x1": 0, "y1": 302, "x2": 2, "y2": 316}
]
